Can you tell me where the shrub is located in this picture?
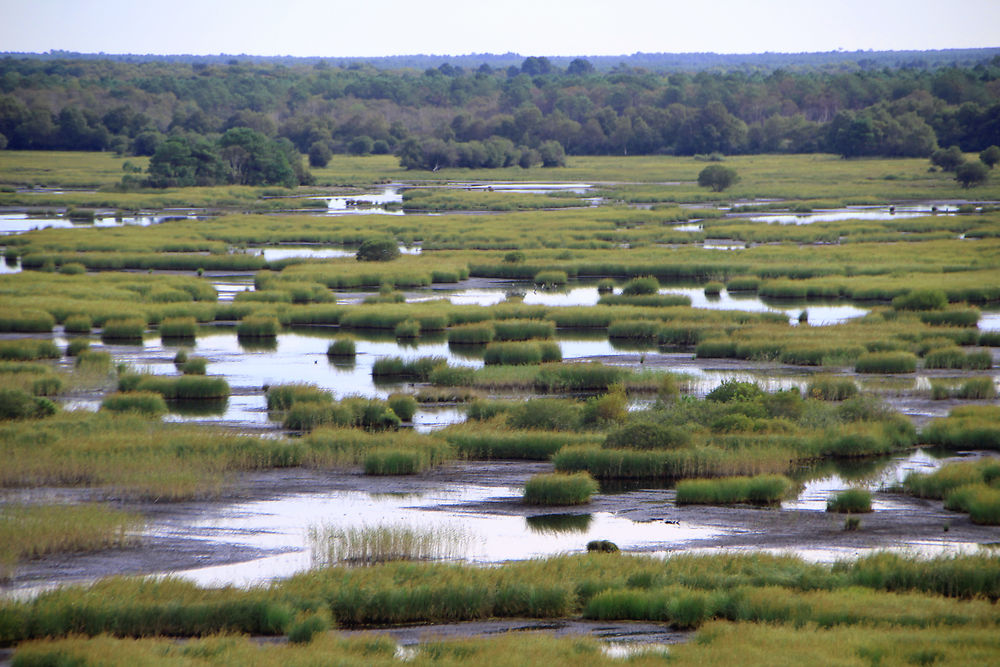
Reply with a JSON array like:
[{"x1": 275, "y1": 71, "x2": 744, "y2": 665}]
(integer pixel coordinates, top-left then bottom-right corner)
[
  {"x1": 827, "y1": 488, "x2": 873, "y2": 513},
  {"x1": 586, "y1": 540, "x2": 620, "y2": 553},
  {"x1": 327, "y1": 338, "x2": 356, "y2": 358},
  {"x1": 621, "y1": 276, "x2": 659, "y2": 296},
  {"x1": 356, "y1": 237, "x2": 400, "y2": 262},
  {"x1": 523, "y1": 472, "x2": 599, "y2": 505},
  {"x1": 387, "y1": 393, "x2": 418, "y2": 421},
  {"x1": 854, "y1": 352, "x2": 917, "y2": 374},
  {"x1": 0, "y1": 387, "x2": 58, "y2": 419},
  {"x1": 706, "y1": 380, "x2": 764, "y2": 403},
  {"x1": 237, "y1": 315, "x2": 280, "y2": 338},
  {"x1": 100, "y1": 391, "x2": 168, "y2": 417},
  {"x1": 697, "y1": 164, "x2": 739, "y2": 191},
  {"x1": 604, "y1": 420, "x2": 692, "y2": 450},
  {"x1": 63, "y1": 314, "x2": 92, "y2": 334}
]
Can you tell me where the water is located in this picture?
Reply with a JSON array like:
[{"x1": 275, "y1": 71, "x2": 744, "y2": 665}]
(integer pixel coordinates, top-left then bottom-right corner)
[
  {"x1": 310, "y1": 187, "x2": 404, "y2": 215},
  {"x1": 0, "y1": 212, "x2": 200, "y2": 235},
  {"x1": 447, "y1": 182, "x2": 593, "y2": 194},
  {"x1": 744, "y1": 205, "x2": 956, "y2": 225}
]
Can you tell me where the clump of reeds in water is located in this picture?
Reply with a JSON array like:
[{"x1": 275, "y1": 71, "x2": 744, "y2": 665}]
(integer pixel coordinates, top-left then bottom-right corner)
[
  {"x1": 854, "y1": 352, "x2": 917, "y2": 374},
  {"x1": 806, "y1": 376, "x2": 858, "y2": 401},
  {"x1": 826, "y1": 488, "x2": 873, "y2": 513},
  {"x1": 236, "y1": 314, "x2": 280, "y2": 338},
  {"x1": 533, "y1": 270, "x2": 568, "y2": 287},
  {"x1": 100, "y1": 391, "x2": 168, "y2": 417},
  {"x1": 100, "y1": 317, "x2": 146, "y2": 342},
  {"x1": 483, "y1": 341, "x2": 561, "y2": 365},
  {"x1": 675, "y1": 474, "x2": 793, "y2": 506},
  {"x1": 0, "y1": 309, "x2": 55, "y2": 333},
  {"x1": 326, "y1": 337, "x2": 356, "y2": 358},
  {"x1": 523, "y1": 472, "x2": 600, "y2": 506},
  {"x1": 309, "y1": 523, "x2": 472, "y2": 566},
  {"x1": 62, "y1": 314, "x2": 92, "y2": 334},
  {"x1": 159, "y1": 316, "x2": 197, "y2": 339},
  {"x1": 0, "y1": 339, "x2": 61, "y2": 361}
]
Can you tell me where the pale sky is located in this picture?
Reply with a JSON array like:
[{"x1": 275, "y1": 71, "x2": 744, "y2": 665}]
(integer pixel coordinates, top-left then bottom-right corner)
[{"x1": 1, "y1": 0, "x2": 997, "y2": 58}]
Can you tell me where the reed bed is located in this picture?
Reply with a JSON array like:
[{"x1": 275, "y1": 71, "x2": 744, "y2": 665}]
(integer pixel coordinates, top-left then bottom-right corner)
[
  {"x1": 386, "y1": 393, "x2": 417, "y2": 421},
  {"x1": 0, "y1": 388, "x2": 58, "y2": 420},
  {"x1": 442, "y1": 427, "x2": 598, "y2": 460},
  {"x1": 179, "y1": 357, "x2": 207, "y2": 375},
  {"x1": 0, "y1": 339, "x2": 60, "y2": 361},
  {"x1": 920, "y1": 405, "x2": 1000, "y2": 450},
  {"x1": 326, "y1": 337, "x2": 356, "y2": 358},
  {"x1": 523, "y1": 472, "x2": 600, "y2": 505},
  {"x1": 675, "y1": 475, "x2": 793, "y2": 506},
  {"x1": 118, "y1": 373, "x2": 230, "y2": 400},
  {"x1": 236, "y1": 314, "x2": 280, "y2": 338},
  {"x1": 0, "y1": 309, "x2": 55, "y2": 333},
  {"x1": 283, "y1": 398, "x2": 402, "y2": 432},
  {"x1": 483, "y1": 341, "x2": 561, "y2": 365},
  {"x1": 62, "y1": 314, "x2": 92, "y2": 334},
  {"x1": 854, "y1": 351, "x2": 917, "y2": 374},
  {"x1": 100, "y1": 317, "x2": 146, "y2": 341},
  {"x1": 309, "y1": 523, "x2": 471, "y2": 566},
  {"x1": 158, "y1": 316, "x2": 198, "y2": 339},
  {"x1": 0, "y1": 504, "x2": 143, "y2": 581},
  {"x1": 492, "y1": 318, "x2": 555, "y2": 341},
  {"x1": 363, "y1": 448, "x2": 430, "y2": 475},
  {"x1": 447, "y1": 322, "x2": 495, "y2": 345},
  {"x1": 371, "y1": 356, "x2": 446, "y2": 380},
  {"x1": 100, "y1": 391, "x2": 168, "y2": 417}
]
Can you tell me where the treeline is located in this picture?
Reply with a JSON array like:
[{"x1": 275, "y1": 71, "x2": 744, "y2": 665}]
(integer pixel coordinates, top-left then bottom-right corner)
[{"x1": 0, "y1": 53, "x2": 999, "y2": 173}]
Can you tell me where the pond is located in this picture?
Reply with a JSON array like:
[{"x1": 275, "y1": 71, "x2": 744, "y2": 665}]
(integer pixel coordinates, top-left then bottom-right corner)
[{"x1": 0, "y1": 212, "x2": 202, "y2": 235}]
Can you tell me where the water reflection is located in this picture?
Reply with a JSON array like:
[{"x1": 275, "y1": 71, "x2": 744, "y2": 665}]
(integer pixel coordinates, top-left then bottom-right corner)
[
  {"x1": 0, "y1": 212, "x2": 200, "y2": 235},
  {"x1": 526, "y1": 513, "x2": 594, "y2": 534},
  {"x1": 745, "y1": 205, "x2": 956, "y2": 225}
]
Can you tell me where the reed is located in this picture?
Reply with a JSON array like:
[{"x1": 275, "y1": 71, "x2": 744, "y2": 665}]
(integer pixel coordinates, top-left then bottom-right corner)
[
  {"x1": 955, "y1": 377, "x2": 997, "y2": 399},
  {"x1": 309, "y1": 523, "x2": 470, "y2": 565},
  {"x1": 607, "y1": 319, "x2": 662, "y2": 341},
  {"x1": 62, "y1": 314, "x2": 92, "y2": 334},
  {"x1": 100, "y1": 391, "x2": 169, "y2": 417},
  {"x1": 236, "y1": 314, "x2": 280, "y2": 338},
  {"x1": 599, "y1": 293, "x2": 692, "y2": 307},
  {"x1": 118, "y1": 373, "x2": 230, "y2": 400},
  {"x1": 100, "y1": 317, "x2": 146, "y2": 341},
  {"x1": 675, "y1": 475, "x2": 793, "y2": 506},
  {"x1": 854, "y1": 351, "x2": 917, "y2": 373},
  {"x1": 920, "y1": 406, "x2": 1000, "y2": 450},
  {"x1": 393, "y1": 318, "x2": 420, "y2": 339},
  {"x1": 447, "y1": 322, "x2": 495, "y2": 345},
  {"x1": 179, "y1": 357, "x2": 207, "y2": 375},
  {"x1": 158, "y1": 316, "x2": 198, "y2": 339},
  {"x1": 386, "y1": 393, "x2": 417, "y2": 421},
  {"x1": 0, "y1": 339, "x2": 59, "y2": 361},
  {"x1": 483, "y1": 341, "x2": 561, "y2": 365},
  {"x1": 363, "y1": 448, "x2": 428, "y2": 475},
  {"x1": 533, "y1": 270, "x2": 568, "y2": 287},
  {"x1": 523, "y1": 472, "x2": 599, "y2": 505},
  {"x1": 492, "y1": 318, "x2": 555, "y2": 341},
  {"x1": 826, "y1": 488, "x2": 873, "y2": 513},
  {"x1": 918, "y1": 308, "x2": 981, "y2": 327},
  {"x1": 621, "y1": 276, "x2": 660, "y2": 295},
  {"x1": 0, "y1": 309, "x2": 54, "y2": 333},
  {"x1": 903, "y1": 459, "x2": 1000, "y2": 499},
  {"x1": 0, "y1": 387, "x2": 58, "y2": 420},
  {"x1": 443, "y1": 427, "x2": 597, "y2": 460},
  {"x1": 704, "y1": 281, "x2": 724, "y2": 296},
  {"x1": 371, "y1": 356, "x2": 446, "y2": 380},
  {"x1": 326, "y1": 337, "x2": 356, "y2": 358},
  {"x1": 806, "y1": 377, "x2": 858, "y2": 401}
]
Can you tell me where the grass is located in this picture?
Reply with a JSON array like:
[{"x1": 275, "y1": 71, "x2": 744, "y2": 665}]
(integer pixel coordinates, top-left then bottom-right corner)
[
  {"x1": 386, "y1": 393, "x2": 417, "y2": 421},
  {"x1": 0, "y1": 309, "x2": 55, "y2": 333},
  {"x1": 308, "y1": 523, "x2": 470, "y2": 565},
  {"x1": 100, "y1": 317, "x2": 146, "y2": 341},
  {"x1": 363, "y1": 448, "x2": 428, "y2": 475},
  {"x1": 179, "y1": 357, "x2": 207, "y2": 375},
  {"x1": 265, "y1": 383, "x2": 332, "y2": 410},
  {"x1": 483, "y1": 341, "x2": 561, "y2": 365},
  {"x1": 371, "y1": 356, "x2": 446, "y2": 380},
  {"x1": 523, "y1": 472, "x2": 600, "y2": 505},
  {"x1": 236, "y1": 314, "x2": 280, "y2": 338},
  {"x1": 854, "y1": 351, "x2": 917, "y2": 373},
  {"x1": 158, "y1": 316, "x2": 198, "y2": 339},
  {"x1": 442, "y1": 427, "x2": 598, "y2": 460},
  {"x1": 0, "y1": 504, "x2": 143, "y2": 581},
  {"x1": 806, "y1": 377, "x2": 858, "y2": 401},
  {"x1": 100, "y1": 391, "x2": 168, "y2": 417},
  {"x1": 0, "y1": 388, "x2": 58, "y2": 420},
  {"x1": 326, "y1": 337, "x2": 357, "y2": 359},
  {"x1": 675, "y1": 475, "x2": 793, "y2": 506},
  {"x1": 826, "y1": 488, "x2": 873, "y2": 513},
  {"x1": 0, "y1": 339, "x2": 60, "y2": 361},
  {"x1": 447, "y1": 322, "x2": 495, "y2": 345},
  {"x1": 62, "y1": 314, "x2": 92, "y2": 334},
  {"x1": 118, "y1": 373, "x2": 230, "y2": 400},
  {"x1": 492, "y1": 318, "x2": 555, "y2": 341}
]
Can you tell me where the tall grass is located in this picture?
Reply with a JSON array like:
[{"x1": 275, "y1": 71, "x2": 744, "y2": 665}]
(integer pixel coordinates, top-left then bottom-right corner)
[
  {"x1": 309, "y1": 523, "x2": 471, "y2": 565},
  {"x1": 0, "y1": 309, "x2": 55, "y2": 333},
  {"x1": 443, "y1": 427, "x2": 597, "y2": 460},
  {"x1": 447, "y1": 322, "x2": 495, "y2": 345},
  {"x1": 492, "y1": 318, "x2": 555, "y2": 341},
  {"x1": 118, "y1": 373, "x2": 230, "y2": 400},
  {"x1": 371, "y1": 356, "x2": 446, "y2": 380},
  {"x1": 236, "y1": 314, "x2": 280, "y2": 338},
  {"x1": 827, "y1": 488, "x2": 873, "y2": 513},
  {"x1": 0, "y1": 339, "x2": 61, "y2": 361},
  {"x1": 159, "y1": 316, "x2": 198, "y2": 339},
  {"x1": 483, "y1": 341, "x2": 561, "y2": 365},
  {"x1": 854, "y1": 351, "x2": 917, "y2": 373},
  {"x1": 523, "y1": 472, "x2": 600, "y2": 505},
  {"x1": 326, "y1": 337, "x2": 356, "y2": 358},
  {"x1": 100, "y1": 391, "x2": 168, "y2": 417},
  {"x1": 675, "y1": 475, "x2": 793, "y2": 506},
  {"x1": 100, "y1": 317, "x2": 146, "y2": 341}
]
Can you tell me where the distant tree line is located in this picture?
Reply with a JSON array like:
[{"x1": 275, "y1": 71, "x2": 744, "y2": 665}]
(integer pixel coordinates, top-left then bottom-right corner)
[{"x1": 0, "y1": 53, "x2": 998, "y2": 179}]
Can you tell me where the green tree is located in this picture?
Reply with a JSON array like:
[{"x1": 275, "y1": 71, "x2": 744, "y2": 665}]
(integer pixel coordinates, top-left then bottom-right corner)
[
  {"x1": 980, "y1": 145, "x2": 1000, "y2": 169},
  {"x1": 955, "y1": 161, "x2": 989, "y2": 188},
  {"x1": 356, "y1": 237, "x2": 400, "y2": 262},
  {"x1": 538, "y1": 140, "x2": 566, "y2": 167},
  {"x1": 308, "y1": 141, "x2": 332, "y2": 168},
  {"x1": 930, "y1": 145, "x2": 966, "y2": 171},
  {"x1": 697, "y1": 164, "x2": 739, "y2": 192}
]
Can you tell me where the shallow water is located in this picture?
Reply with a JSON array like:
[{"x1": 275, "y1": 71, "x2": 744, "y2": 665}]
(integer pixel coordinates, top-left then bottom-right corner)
[
  {"x1": 744, "y1": 205, "x2": 956, "y2": 225},
  {"x1": 0, "y1": 212, "x2": 200, "y2": 235}
]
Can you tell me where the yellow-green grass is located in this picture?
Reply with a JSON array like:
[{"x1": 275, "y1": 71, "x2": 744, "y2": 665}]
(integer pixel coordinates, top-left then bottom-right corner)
[
  {"x1": 0, "y1": 504, "x2": 143, "y2": 581},
  {"x1": 309, "y1": 523, "x2": 470, "y2": 565},
  {"x1": 402, "y1": 187, "x2": 585, "y2": 211},
  {"x1": 826, "y1": 488, "x2": 873, "y2": 513},
  {"x1": 920, "y1": 405, "x2": 1000, "y2": 450},
  {"x1": 100, "y1": 391, "x2": 168, "y2": 417},
  {"x1": 0, "y1": 151, "x2": 150, "y2": 189},
  {"x1": 523, "y1": 472, "x2": 600, "y2": 505}
]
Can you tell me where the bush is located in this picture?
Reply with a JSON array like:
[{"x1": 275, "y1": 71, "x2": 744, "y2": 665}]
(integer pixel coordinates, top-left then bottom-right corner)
[
  {"x1": 387, "y1": 393, "x2": 418, "y2": 421},
  {"x1": 0, "y1": 387, "x2": 58, "y2": 419},
  {"x1": 697, "y1": 164, "x2": 739, "y2": 191},
  {"x1": 621, "y1": 276, "x2": 659, "y2": 296},
  {"x1": 597, "y1": 278, "x2": 616, "y2": 294},
  {"x1": 287, "y1": 611, "x2": 330, "y2": 644},
  {"x1": 604, "y1": 420, "x2": 691, "y2": 450},
  {"x1": 523, "y1": 472, "x2": 599, "y2": 505},
  {"x1": 706, "y1": 380, "x2": 765, "y2": 403},
  {"x1": 827, "y1": 488, "x2": 873, "y2": 513},
  {"x1": 356, "y1": 237, "x2": 400, "y2": 262},
  {"x1": 923, "y1": 347, "x2": 967, "y2": 369},
  {"x1": 855, "y1": 352, "x2": 917, "y2": 374},
  {"x1": 100, "y1": 391, "x2": 168, "y2": 417},
  {"x1": 955, "y1": 377, "x2": 996, "y2": 399}
]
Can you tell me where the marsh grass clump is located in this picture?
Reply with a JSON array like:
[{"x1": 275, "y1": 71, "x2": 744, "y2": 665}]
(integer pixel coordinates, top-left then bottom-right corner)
[
  {"x1": 0, "y1": 309, "x2": 55, "y2": 333},
  {"x1": 371, "y1": 356, "x2": 446, "y2": 380},
  {"x1": 903, "y1": 459, "x2": 1000, "y2": 499},
  {"x1": 493, "y1": 318, "x2": 555, "y2": 341},
  {"x1": 159, "y1": 316, "x2": 197, "y2": 339},
  {"x1": 266, "y1": 383, "x2": 333, "y2": 410},
  {"x1": 918, "y1": 308, "x2": 981, "y2": 327},
  {"x1": 621, "y1": 276, "x2": 660, "y2": 295},
  {"x1": 920, "y1": 406, "x2": 1000, "y2": 450},
  {"x1": 100, "y1": 317, "x2": 146, "y2": 341},
  {"x1": 806, "y1": 377, "x2": 859, "y2": 401},
  {"x1": 955, "y1": 377, "x2": 997, "y2": 399},
  {"x1": 286, "y1": 611, "x2": 331, "y2": 644},
  {"x1": 597, "y1": 278, "x2": 616, "y2": 293},
  {"x1": 62, "y1": 314, "x2": 93, "y2": 334},
  {"x1": 74, "y1": 349, "x2": 112, "y2": 372},
  {"x1": 236, "y1": 314, "x2": 280, "y2": 338},
  {"x1": 443, "y1": 428, "x2": 596, "y2": 460},
  {"x1": 607, "y1": 319, "x2": 662, "y2": 341},
  {"x1": 447, "y1": 322, "x2": 495, "y2": 345},
  {"x1": 533, "y1": 270, "x2": 568, "y2": 287},
  {"x1": 179, "y1": 357, "x2": 207, "y2": 375},
  {"x1": 675, "y1": 475, "x2": 793, "y2": 506},
  {"x1": 309, "y1": 523, "x2": 470, "y2": 565},
  {"x1": 118, "y1": 373, "x2": 230, "y2": 400},
  {"x1": 523, "y1": 472, "x2": 599, "y2": 506},
  {"x1": 100, "y1": 391, "x2": 168, "y2": 417},
  {"x1": 854, "y1": 352, "x2": 917, "y2": 374},
  {"x1": 394, "y1": 318, "x2": 420, "y2": 339},
  {"x1": 704, "y1": 281, "x2": 724, "y2": 296},
  {"x1": 483, "y1": 341, "x2": 561, "y2": 365},
  {"x1": 892, "y1": 289, "x2": 947, "y2": 311},
  {"x1": 0, "y1": 387, "x2": 59, "y2": 420},
  {"x1": 0, "y1": 339, "x2": 61, "y2": 361},
  {"x1": 363, "y1": 448, "x2": 427, "y2": 475},
  {"x1": 326, "y1": 337, "x2": 356, "y2": 358},
  {"x1": 827, "y1": 488, "x2": 873, "y2": 513},
  {"x1": 387, "y1": 393, "x2": 417, "y2": 421}
]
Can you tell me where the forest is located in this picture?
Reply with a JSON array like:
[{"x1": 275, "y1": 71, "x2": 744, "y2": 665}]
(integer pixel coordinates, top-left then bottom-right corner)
[{"x1": 0, "y1": 50, "x2": 999, "y2": 181}]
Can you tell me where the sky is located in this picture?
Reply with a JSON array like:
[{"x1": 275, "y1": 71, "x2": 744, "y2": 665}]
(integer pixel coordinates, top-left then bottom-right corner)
[{"x1": 1, "y1": 0, "x2": 998, "y2": 58}]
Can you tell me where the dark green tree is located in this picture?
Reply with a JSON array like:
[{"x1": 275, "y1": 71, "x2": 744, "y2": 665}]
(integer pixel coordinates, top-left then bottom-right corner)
[
  {"x1": 697, "y1": 164, "x2": 739, "y2": 192},
  {"x1": 356, "y1": 237, "x2": 400, "y2": 262},
  {"x1": 955, "y1": 161, "x2": 989, "y2": 188},
  {"x1": 930, "y1": 145, "x2": 966, "y2": 171},
  {"x1": 308, "y1": 141, "x2": 332, "y2": 168},
  {"x1": 980, "y1": 145, "x2": 1000, "y2": 168},
  {"x1": 538, "y1": 140, "x2": 566, "y2": 167}
]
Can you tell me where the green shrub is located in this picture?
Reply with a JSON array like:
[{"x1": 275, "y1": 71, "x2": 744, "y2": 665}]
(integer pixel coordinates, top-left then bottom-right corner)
[
  {"x1": 827, "y1": 488, "x2": 873, "y2": 513},
  {"x1": 854, "y1": 352, "x2": 917, "y2": 374},
  {"x1": 806, "y1": 377, "x2": 858, "y2": 401},
  {"x1": 523, "y1": 472, "x2": 599, "y2": 505},
  {"x1": 387, "y1": 393, "x2": 418, "y2": 421},
  {"x1": 327, "y1": 338, "x2": 356, "y2": 358},
  {"x1": 621, "y1": 276, "x2": 659, "y2": 296},
  {"x1": 356, "y1": 237, "x2": 400, "y2": 262},
  {"x1": 100, "y1": 391, "x2": 168, "y2": 417},
  {"x1": 706, "y1": 380, "x2": 765, "y2": 403},
  {"x1": 604, "y1": 420, "x2": 691, "y2": 450},
  {"x1": 63, "y1": 314, "x2": 92, "y2": 334},
  {"x1": 0, "y1": 387, "x2": 58, "y2": 420}
]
